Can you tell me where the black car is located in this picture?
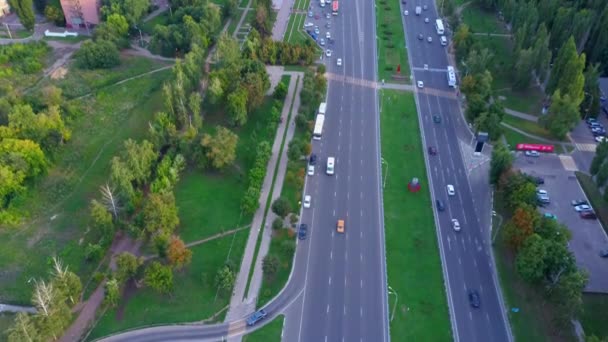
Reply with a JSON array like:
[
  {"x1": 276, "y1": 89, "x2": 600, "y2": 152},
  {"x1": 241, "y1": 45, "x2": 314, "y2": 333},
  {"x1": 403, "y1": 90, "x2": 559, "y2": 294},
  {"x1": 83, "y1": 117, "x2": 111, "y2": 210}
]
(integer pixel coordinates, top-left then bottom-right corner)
[
  {"x1": 436, "y1": 200, "x2": 445, "y2": 212},
  {"x1": 433, "y1": 115, "x2": 441, "y2": 123},
  {"x1": 533, "y1": 176, "x2": 544, "y2": 185},
  {"x1": 298, "y1": 223, "x2": 308, "y2": 240},
  {"x1": 600, "y1": 249, "x2": 608, "y2": 258},
  {"x1": 309, "y1": 154, "x2": 317, "y2": 165},
  {"x1": 418, "y1": 34, "x2": 424, "y2": 40},
  {"x1": 428, "y1": 146, "x2": 437, "y2": 155},
  {"x1": 468, "y1": 290, "x2": 480, "y2": 308}
]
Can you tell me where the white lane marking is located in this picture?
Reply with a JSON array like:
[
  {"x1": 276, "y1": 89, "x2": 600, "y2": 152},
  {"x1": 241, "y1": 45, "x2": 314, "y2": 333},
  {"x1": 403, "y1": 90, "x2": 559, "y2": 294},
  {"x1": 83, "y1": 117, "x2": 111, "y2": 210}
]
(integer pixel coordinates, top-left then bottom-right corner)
[
  {"x1": 469, "y1": 312, "x2": 473, "y2": 321},
  {"x1": 344, "y1": 306, "x2": 346, "y2": 316},
  {"x1": 327, "y1": 305, "x2": 330, "y2": 314},
  {"x1": 360, "y1": 307, "x2": 363, "y2": 317},
  {"x1": 329, "y1": 277, "x2": 332, "y2": 285},
  {"x1": 330, "y1": 251, "x2": 333, "y2": 260},
  {"x1": 360, "y1": 279, "x2": 363, "y2": 288},
  {"x1": 333, "y1": 209, "x2": 336, "y2": 216},
  {"x1": 334, "y1": 191, "x2": 337, "y2": 197},
  {"x1": 360, "y1": 253, "x2": 363, "y2": 261},
  {"x1": 473, "y1": 259, "x2": 477, "y2": 268},
  {"x1": 447, "y1": 235, "x2": 452, "y2": 251},
  {"x1": 458, "y1": 257, "x2": 462, "y2": 265},
  {"x1": 345, "y1": 251, "x2": 348, "y2": 261},
  {"x1": 347, "y1": 192, "x2": 350, "y2": 200}
]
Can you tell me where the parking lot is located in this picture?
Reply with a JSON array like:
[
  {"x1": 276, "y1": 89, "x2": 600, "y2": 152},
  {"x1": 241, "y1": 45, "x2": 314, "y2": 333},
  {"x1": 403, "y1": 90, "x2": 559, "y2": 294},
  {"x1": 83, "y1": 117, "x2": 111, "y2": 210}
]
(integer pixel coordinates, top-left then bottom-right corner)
[{"x1": 514, "y1": 152, "x2": 608, "y2": 293}]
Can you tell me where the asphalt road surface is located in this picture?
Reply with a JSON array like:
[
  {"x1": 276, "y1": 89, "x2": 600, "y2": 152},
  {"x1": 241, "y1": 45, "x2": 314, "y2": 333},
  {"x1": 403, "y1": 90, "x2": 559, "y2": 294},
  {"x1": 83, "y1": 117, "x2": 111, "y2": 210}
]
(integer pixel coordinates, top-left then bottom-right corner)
[
  {"x1": 400, "y1": 3, "x2": 511, "y2": 342},
  {"x1": 289, "y1": 0, "x2": 390, "y2": 341}
]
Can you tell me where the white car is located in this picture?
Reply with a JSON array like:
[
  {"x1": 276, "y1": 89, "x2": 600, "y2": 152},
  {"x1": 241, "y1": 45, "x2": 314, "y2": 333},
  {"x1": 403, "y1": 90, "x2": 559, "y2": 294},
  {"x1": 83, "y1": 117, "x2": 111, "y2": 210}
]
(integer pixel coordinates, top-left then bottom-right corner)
[
  {"x1": 525, "y1": 150, "x2": 540, "y2": 157},
  {"x1": 536, "y1": 189, "x2": 548, "y2": 196},
  {"x1": 326, "y1": 31, "x2": 331, "y2": 39},
  {"x1": 574, "y1": 204, "x2": 591, "y2": 212},
  {"x1": 417, "y1": 80, "x2": 424, "y2": 88},
  {"x1": 424, "y1": 17, "x2": 430, "y2": 23},
  {"x1": 440, "y1": 36, "x2": 447, "y2": 46},
  {"x1": 305, "y1": 22, "x2": 314, "y2": 28},
  {"x1": 320, "y1": 38, "x2": 326, "y2": 46},
  {"x1": 427, "y1": 36, "x2": 432, "y2": 43},
  {"x1": 325, "y1": 49, "x2": 332, "y2": 57},
  {"x1": 307, "y1": 165, "x2": 315, "y2": 176},
  {"x1": 596, "y1": 136, "x2": 607, "y2": 143},
  {"x1": 404, "y1": 10, "x2": 409, "y2": 16},
  {"x1": 303, "y1": 195, "x2": 311, "y2": 208},
  {"x1": 337, "y1": 58, "x2": 342, "y2": 66},
  {"x1": 447, "y1": 184, "x2": 455, "y2": 196},
  {"x1": 451, "y1": 219, "x2": 461, "y2": 232},
  {"x1": 326, "y1": 13, "x2": 331, "y2": 19},
  {"x1": 326, "y1": 157, "x2": 335, "y2": 175}
]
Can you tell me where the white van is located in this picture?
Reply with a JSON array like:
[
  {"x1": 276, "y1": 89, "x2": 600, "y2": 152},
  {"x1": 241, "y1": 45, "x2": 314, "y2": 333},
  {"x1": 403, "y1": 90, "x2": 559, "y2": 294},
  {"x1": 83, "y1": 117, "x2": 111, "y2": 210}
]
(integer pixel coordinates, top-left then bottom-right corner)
[
  {"x1": 415, "y1": 6, "x2": 421, "y2": 15},
  {"x1": 326, "y1": 157, "x2": 335, "y2": 175}
]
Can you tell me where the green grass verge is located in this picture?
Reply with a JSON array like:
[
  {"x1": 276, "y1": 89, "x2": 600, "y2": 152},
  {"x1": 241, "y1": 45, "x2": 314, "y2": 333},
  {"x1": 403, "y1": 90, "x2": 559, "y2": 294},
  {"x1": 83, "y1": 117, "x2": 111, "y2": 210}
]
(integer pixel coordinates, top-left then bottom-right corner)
[
  {"x1": 502, "y1": 115, "x2": 559, "y2": 141},
  {"x1": 257, "y1": 229, "x2": 296, "y2": 307},
  {"x1": 228, "y1": 9, "x2": 245, "y2": 35},
  {"x1": 461, "y1": 5, "x2": 506, "y2": 34},
  {"x1": 376, "y1": 0, "x2": 410, "y2": 83},
  {"x1": 496, "y1": 87, "x2": 545, "y2": 115},
  {"x1": 242, "y1": 315, "x2": 284, "y2": 342},
  {"x1": 0, "y1": 67, "x2": 171, "y2": 304},
  {"x1": 492, "y1": 193, "x2": 575, "y2": 341},
  {"x1": 380, "y1": 90, "x2": 451, "y2": 340},
  {"x1": 243, "y1": 75, "x2": 294, "y2": 298},
  {"x1": 285, "y1": 14, "x2": 311, "y2": 45},
  {"x1": 86, "y1": 230, "x2": 249, "y2": 340},
  {"x1": 501, "y1": 125, "x2": 548, "y2": 150},
  {"x1": 575, "y1": 172, "x2": 608, "y2": 236},
  {"x1": 580, "y1": 293, "x2": 608, "y2": 340}
]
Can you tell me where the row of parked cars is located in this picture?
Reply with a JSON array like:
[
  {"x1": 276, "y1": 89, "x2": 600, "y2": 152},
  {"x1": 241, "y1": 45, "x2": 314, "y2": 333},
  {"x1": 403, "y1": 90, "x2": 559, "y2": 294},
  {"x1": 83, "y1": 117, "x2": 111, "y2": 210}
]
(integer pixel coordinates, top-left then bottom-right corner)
[{"x1": 586, "y1": 117, "x2": 607, "y2": 142}]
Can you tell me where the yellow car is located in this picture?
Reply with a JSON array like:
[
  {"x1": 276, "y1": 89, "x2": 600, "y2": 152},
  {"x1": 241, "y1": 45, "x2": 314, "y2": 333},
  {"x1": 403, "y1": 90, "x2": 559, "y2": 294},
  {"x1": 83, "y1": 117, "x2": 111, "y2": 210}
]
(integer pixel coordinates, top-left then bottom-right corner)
[{"x1": 337, "y1": 219, "x2": 345, "y2": 233}]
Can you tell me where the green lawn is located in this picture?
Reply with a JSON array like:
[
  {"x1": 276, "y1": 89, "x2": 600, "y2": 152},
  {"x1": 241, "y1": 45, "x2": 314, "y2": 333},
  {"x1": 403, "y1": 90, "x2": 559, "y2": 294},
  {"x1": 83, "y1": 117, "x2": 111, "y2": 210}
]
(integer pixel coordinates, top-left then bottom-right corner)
[
  {"x1": 461, "y1": 5, "x2": 506, "y2": 34},
  {"x1": 380, "y1": 90, "x2": 451, "y2": 340},
  {"x1": 580, "y1": 293, "x2": 608, "y2": 340},
  {"x1": 575, "y1": 172, "x2": 608, "y2": 236},
  {"x1": 376, "y1": 0, "x2": 410, "y2": 82},
  {"x1": 502, "y1": 115, "x2": 559, "y2": 141},
  {"x1": 501, "y1": 125, "x2": 548, "y2": 150},
  {"x1": 0, "y1": 313, "x2": 15, "y2": 342},
  {"x1": 43, "y1": 35, "x2": 91, "y2": 43},
  {"x1": 86, "y1": 230, "x2": 249, "y2": 340},
  {"x1": 0, "y1": 66, "x2": 170, "y2": 304},
  {"x1": 495, "y1": 87, "x2": 545, "y2": 115},
  {"x1": 256, "y1": 229, "x2": 296, "y2": 308},
  {"x1": 242, "y1": 315, "x2": 284, "y2": 342},
  {"x1": 141, "y1": 12, "x2": 170, "y2": 35},
  {"x1": 284, "y1": 14, "x2": 311, "y2": 45},
  {"x1": 492, "y1": 194, "x2": 575, "y2": 341},
  {"x1": 174, "y1": 170, "x2": 250, "y2": 243},
  {"x1": 39, "y1": 56, "x2": 171, "y2": 99}
]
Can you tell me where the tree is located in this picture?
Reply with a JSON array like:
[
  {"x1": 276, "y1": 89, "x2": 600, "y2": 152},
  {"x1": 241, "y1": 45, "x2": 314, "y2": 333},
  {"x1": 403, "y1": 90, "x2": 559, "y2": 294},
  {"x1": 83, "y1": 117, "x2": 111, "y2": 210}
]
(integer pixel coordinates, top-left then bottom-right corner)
[
  {"x1": 504, "y1": 178, "x2": 537, "y2": 210},
  {"x1": 74, "y1": 40, "x2": 121, "y2": 69},
  {"x1": 215, "y1": 264, "x2": 235, "y2": 294},
  {"x1": 226, "y1": 87, "x2": 248, "y2": 126},
  {"x1": 7, "y1": 312, "x2": 39, "y2": 342},
  {"x1": 453, "y1": 24, "x2": 473, "y2": 59},
  {"x1": 50, "y1": 257, "x2": 82, "y2": 306},
  {"x1": 513, "y1": 48, "x2": 534, "y2": 90},
  {"x1": 41, "y1": 85, "x2": 63, "y2": 108},
  {"x1": 548, "y1": 269, "x2": 588, "y2": 324},
  {"x1": 102, "y1": 0, "x2": 150, "y2": 26},
  {"x1": 201, "y1": 126, "x2": 238, "y2": 169},
  {"x1": 274, "y1": 81, "x2": 287, "y2": 99},
  {"x1": 144, "y1": 261, "x2": 174, "y2": 294},
  {"x1": 142, "y1": 192, "x2": 180, "y2": 237},
  {"x1": 94, "y1": 13, "x2": 129, "y2": 46},
  {"x1": 531, "y1": 24, "x2": 552, "y2": 82},
  {"x1": 596, "y1": 162, "x2": 608, "y2": 188},
  {"x1": 90, "y1": 199, "x2": 114, "y2": 240},
  {"x1": 215, "y1": 33, "x2": 241, "y2": 67},
  {"x1": 99, "y1": 183, "x2": 121, "y2": 219},
  {"x1": 490, "y1": 143, "x2": 512, "y2": 185},
  {"x1": 464, "y1": 48, "x2": 493, "y2": 76},
  {"x1": 208, "y1": 77, "x2": 224, "y2": 105},
  {"x1": 188, "y1": 92, "x2": 202, "y2": 129},
  {"x1": 503, "y1": 207, "x2": 535, "y2": 252},
  {"x1": 9, "y1": 0, "x2": 35, "y2": 30},
  {"x1": 516, "y1": 234, "x2": 547, "y2": 283},
  {"x1": 271, "y1": 197, "x2": 291, "y2": 218},
  {"x1": 44, "y1": 4, "x2": 65, "y2": 25},
  {"x1": 262, "y1": 255, "x2": 279, "y2": 279},
  {"x1": 581, "y1": 63, "x2": 601, "y2": 118},
  {"x1": 167, "y1": 235, "x2": 192, "y2": 270},
  {"x1": 272, "y1": 217, "x2": 284, "y2": 230},
  {"x1": 287, "y1": 139, "x2": 303, "y2": 160},
  {"x1": 0, "y1": 138, "x2": 47, "y2": 178},
  {"x1": 590, "y1": 141, "x2": 608, "y2": 175},
  {"x1": 280, "y1": 239, "x2": 296, "y2": 256},
  {"x1": 542, "y1": 90, "x2": 580, "y2": 139},
  {"x1": 104, "y1": 278, "x2": 120, "y2": 307},
  {"x1": 115, "y1": 252, "x2": 142, "y2": 284},
  {"x1": 548, "y1": 37, "x2": 586, "y2": 106}
]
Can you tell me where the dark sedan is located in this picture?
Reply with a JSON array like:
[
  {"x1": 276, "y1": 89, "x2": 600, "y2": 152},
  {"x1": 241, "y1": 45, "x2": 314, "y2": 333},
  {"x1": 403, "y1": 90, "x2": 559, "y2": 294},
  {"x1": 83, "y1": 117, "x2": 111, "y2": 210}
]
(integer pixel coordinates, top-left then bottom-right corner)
[
  {"x1": 298, "y1": 223, "x2": 308, "y2": 240},
  {"x1": 468, "y1": 290, "x2": 480, "y2": 308}
]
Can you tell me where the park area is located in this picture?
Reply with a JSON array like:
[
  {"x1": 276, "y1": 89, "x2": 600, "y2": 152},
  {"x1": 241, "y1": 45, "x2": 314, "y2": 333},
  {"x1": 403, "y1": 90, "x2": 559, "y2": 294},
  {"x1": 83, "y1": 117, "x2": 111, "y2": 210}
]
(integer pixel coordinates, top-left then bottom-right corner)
[{"x1": 380, "y1": 90, "x2": 451, "y2": 340}]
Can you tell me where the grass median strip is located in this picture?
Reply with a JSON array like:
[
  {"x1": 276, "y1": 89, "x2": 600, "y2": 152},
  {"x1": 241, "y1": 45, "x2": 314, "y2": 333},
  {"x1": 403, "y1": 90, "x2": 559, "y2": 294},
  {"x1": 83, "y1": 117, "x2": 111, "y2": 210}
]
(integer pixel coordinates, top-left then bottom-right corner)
[
  {"x1": 242, "y1": 314, "x2": 284, "y2": 342},
  {"x1": 375, "y1": 0, "x2": 410, "y2": 82},
  {"x1": 380, "y1": 90, "x2": 450, "y2": 340}
]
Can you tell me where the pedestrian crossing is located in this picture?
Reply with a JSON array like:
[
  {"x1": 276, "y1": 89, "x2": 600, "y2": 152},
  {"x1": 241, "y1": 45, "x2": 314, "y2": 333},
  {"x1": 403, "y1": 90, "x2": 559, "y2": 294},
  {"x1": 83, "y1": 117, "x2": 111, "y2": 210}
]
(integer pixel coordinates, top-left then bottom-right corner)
[
  {"x1": 559, "y1": 155, "x2": 578, "y2": 171},
  {"x1": 575, "y1": 143, "x2": 597, "y2": 152}
]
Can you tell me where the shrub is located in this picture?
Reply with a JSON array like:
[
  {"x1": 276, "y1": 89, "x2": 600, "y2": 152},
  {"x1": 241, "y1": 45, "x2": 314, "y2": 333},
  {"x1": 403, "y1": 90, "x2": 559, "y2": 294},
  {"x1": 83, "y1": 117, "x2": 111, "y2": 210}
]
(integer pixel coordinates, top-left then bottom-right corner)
[
  {"x1": 272, "y1": 197, "x2": 291, "y2": 218},
  {"x1": 272, "y1": 217, "x2": 284, "y2": 230},
  {"x1": 75, "y1": 40, "x2": 120, "y2": 69},
  {"x1": 273, "y1": 81, "x2": 288, "y2": 100},
  {"x1": 85, "y1": 243, "x2": 104, "y2": 262}
]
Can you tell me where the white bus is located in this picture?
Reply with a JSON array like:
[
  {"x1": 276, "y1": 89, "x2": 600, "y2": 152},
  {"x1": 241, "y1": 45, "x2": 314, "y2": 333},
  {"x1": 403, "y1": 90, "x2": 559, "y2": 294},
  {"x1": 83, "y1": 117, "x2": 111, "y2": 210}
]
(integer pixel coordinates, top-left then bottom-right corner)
[
  {"x1": 318, "y1": 102, "x2": 327, "y2": 115},
  {"x1": 447, "y1": 66, "x2": 457, "y2": 87},
  {"x1": 435, "y1": 19, "x2": 445, "y2": 35},
  {"x1": 313, "y1": 114, "x2": 325, "y2": 140}
]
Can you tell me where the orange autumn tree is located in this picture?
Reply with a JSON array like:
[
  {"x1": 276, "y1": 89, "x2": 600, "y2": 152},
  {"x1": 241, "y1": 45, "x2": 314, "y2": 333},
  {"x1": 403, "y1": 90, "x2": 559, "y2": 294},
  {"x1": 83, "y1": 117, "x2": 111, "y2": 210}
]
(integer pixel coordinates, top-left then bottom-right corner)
[
  {"x1": 505, "y1": 204, "x2": 539, "y2": 252},
  {"x1": 167, "y1": 235, "x2": 193, "y2": 270}
]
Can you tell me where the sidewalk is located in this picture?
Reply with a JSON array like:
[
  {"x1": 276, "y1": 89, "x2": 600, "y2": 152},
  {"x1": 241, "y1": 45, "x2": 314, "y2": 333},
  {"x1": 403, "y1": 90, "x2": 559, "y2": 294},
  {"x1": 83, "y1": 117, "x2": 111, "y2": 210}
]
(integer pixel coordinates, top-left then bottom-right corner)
[
  {"x1": 272, "y1": 0, "x2": 295, "y2": 41},
  {"x1": 224, "y1": 67, "x2": 303, "y2": 331},
  {"x1": 504, "y1": 108, "x2": 539, "y2": 122}
]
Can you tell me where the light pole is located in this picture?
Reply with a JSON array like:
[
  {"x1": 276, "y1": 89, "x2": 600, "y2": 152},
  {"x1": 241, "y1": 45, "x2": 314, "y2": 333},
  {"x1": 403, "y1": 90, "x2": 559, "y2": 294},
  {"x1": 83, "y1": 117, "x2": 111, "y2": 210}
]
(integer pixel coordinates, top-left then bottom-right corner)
[
  {"x1": 491, "y1": 210, "x2": 503, "y2": 244},
  {"x1": 388, "y1": 286, "x2": 398, "y2": 322},
  {"x1": 381, "y1": 158, "x2": 388, "y2": 189},
  {"x1": 134, "y1": 25, "x2": 144, "y2": 47}
]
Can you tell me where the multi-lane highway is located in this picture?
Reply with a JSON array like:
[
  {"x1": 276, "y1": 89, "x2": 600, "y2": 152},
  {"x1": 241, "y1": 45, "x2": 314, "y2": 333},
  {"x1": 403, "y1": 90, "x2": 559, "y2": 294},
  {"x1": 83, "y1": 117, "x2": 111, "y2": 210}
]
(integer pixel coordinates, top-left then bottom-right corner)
[
  {"x1": 292, "y1": 0, "x2": 389, "y2": 340},
  {"x1": 400, "y1": 3, "x2": 512, "y2": 342}
]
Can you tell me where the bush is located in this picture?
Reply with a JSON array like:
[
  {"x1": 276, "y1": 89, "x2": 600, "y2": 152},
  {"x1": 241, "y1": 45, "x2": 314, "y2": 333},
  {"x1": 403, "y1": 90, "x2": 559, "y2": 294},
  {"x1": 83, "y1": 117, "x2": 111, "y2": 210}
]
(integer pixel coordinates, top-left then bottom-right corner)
[
  {"x1": 272, "y1": 217, "x2": 284, "y2": 230},
  {"x1": 272, "y1": 197, "x2": 291, "y2": 218},
  {"x1": 75, "y1": 40, "x2": 121, "y2": 69},
  {"x1": 273, "y1": 81, "x2": 288, "y2": 100},
  {"x1": 85, "y1": 243, "x2": 104, "y2": 262},
  {"x1": 281, "y1": 239, "x2": 296, "y2": 256},
  {"x1": 317, "y1": 64, "x2": 326, "y2": 74}
]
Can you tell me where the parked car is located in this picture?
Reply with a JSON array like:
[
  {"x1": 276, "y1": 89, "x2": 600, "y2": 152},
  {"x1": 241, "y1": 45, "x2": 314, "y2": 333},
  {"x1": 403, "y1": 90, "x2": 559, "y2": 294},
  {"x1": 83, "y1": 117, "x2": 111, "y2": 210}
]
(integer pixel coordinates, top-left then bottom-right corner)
[
  {"x1": 525, "y1": 150, "x2": 540, "y2": 157},
  {"x1": 596, "y1": 136, "x2": 607, "y2": 143},
  {"x1": 307, "y1": 165, "x2": 315, "y2": 176},
  {"x1": 309, "y1": 153, "x2": 317, "y2": 165},
  {"x1": 336, "y1": 58, "x2": 342, "y2": 66},
  {"x1": 571, "y1": 199, "x2": 588, "y2": 206},
  {"x1": 600, "y1": 249, "x2": 608, "y2": 258},
  {"x1": 580, "y1": 211, "x2": 597, "y2": 219},
  {"x1": 247, "y1": 310, "x2": 267, "y2": 326},
  {"x1": 537, "y1": 195, "x2": 550, "y2": 205},
  {"x1": 298, "y1": 223, "x2": 308, "y2": 240},
  {"x1": 537, "y1": 189, "x2": 548, "y2": 196},
  {"x1": 468, "y1": 290, "x2": 480, "y2": 308},
  {"x1": 417, "y1": 80, "x2": 424, "y2": 88},
  {"x1": 303, "y1": 195, "x2": 311, "y2": 208},
  {"x1": 586, "y1": 117, "x2": 597, "y2": 124},
  {"x1": 544, "y1": 212, "x2": 557, "y2": 220}
]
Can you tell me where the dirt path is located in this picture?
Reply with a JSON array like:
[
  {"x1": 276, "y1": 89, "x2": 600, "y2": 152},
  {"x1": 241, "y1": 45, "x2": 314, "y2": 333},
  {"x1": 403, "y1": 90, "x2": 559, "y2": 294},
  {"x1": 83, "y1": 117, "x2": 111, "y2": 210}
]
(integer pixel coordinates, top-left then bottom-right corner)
[{"x1": 60, "y1": 233, "x2": 142, "y2": 342}]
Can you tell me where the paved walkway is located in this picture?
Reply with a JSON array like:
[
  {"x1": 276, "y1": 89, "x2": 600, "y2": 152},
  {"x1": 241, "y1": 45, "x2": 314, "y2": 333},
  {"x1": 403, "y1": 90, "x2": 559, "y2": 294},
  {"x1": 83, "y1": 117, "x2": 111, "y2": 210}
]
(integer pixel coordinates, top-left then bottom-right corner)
[
  {"x1": 224, "y1": 67, "x2": 303, "y2": 338},
  {"x1": 0, "y1": 304, "x2": 36, "y2": 314},
  {"x1": 504, "y1": 108, "x2": 539, "y2": 122},
  {"x1": 472, "y1": 33, "x2": 512, "y2": 37},
  {"x1": 272, "y1": 0, "x2": 295, "y2": 41}
]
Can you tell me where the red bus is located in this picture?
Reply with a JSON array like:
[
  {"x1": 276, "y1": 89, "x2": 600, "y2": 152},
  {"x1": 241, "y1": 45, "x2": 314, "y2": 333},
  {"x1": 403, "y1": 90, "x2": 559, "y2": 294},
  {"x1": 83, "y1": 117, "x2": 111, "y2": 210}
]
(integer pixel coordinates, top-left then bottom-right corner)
[
  {"x1": 515, "y1": 143, "x2": 554, "y2": 153},
  {"x1": 332, "y1": 1, "x2": 338, "y2": 15}
]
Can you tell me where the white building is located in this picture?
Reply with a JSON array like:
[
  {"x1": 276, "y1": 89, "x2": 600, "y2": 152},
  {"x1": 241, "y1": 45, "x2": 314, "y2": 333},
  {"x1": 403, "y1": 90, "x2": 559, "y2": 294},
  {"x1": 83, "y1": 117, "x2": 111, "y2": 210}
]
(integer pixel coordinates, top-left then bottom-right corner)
[{"x1": 0, "y1": 0, "x2": 10, "y2": 18}]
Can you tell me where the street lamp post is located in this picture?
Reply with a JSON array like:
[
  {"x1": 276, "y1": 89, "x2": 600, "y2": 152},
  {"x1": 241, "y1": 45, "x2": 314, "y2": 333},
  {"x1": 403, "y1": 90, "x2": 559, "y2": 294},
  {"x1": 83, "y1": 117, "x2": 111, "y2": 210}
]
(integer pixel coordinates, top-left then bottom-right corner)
[
  {"x1": 388, "y1": 286, "x2": 398, "y2": 322},
  {"x1": 134, "y1": 26, "x2": 144, "y2": 47}
]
